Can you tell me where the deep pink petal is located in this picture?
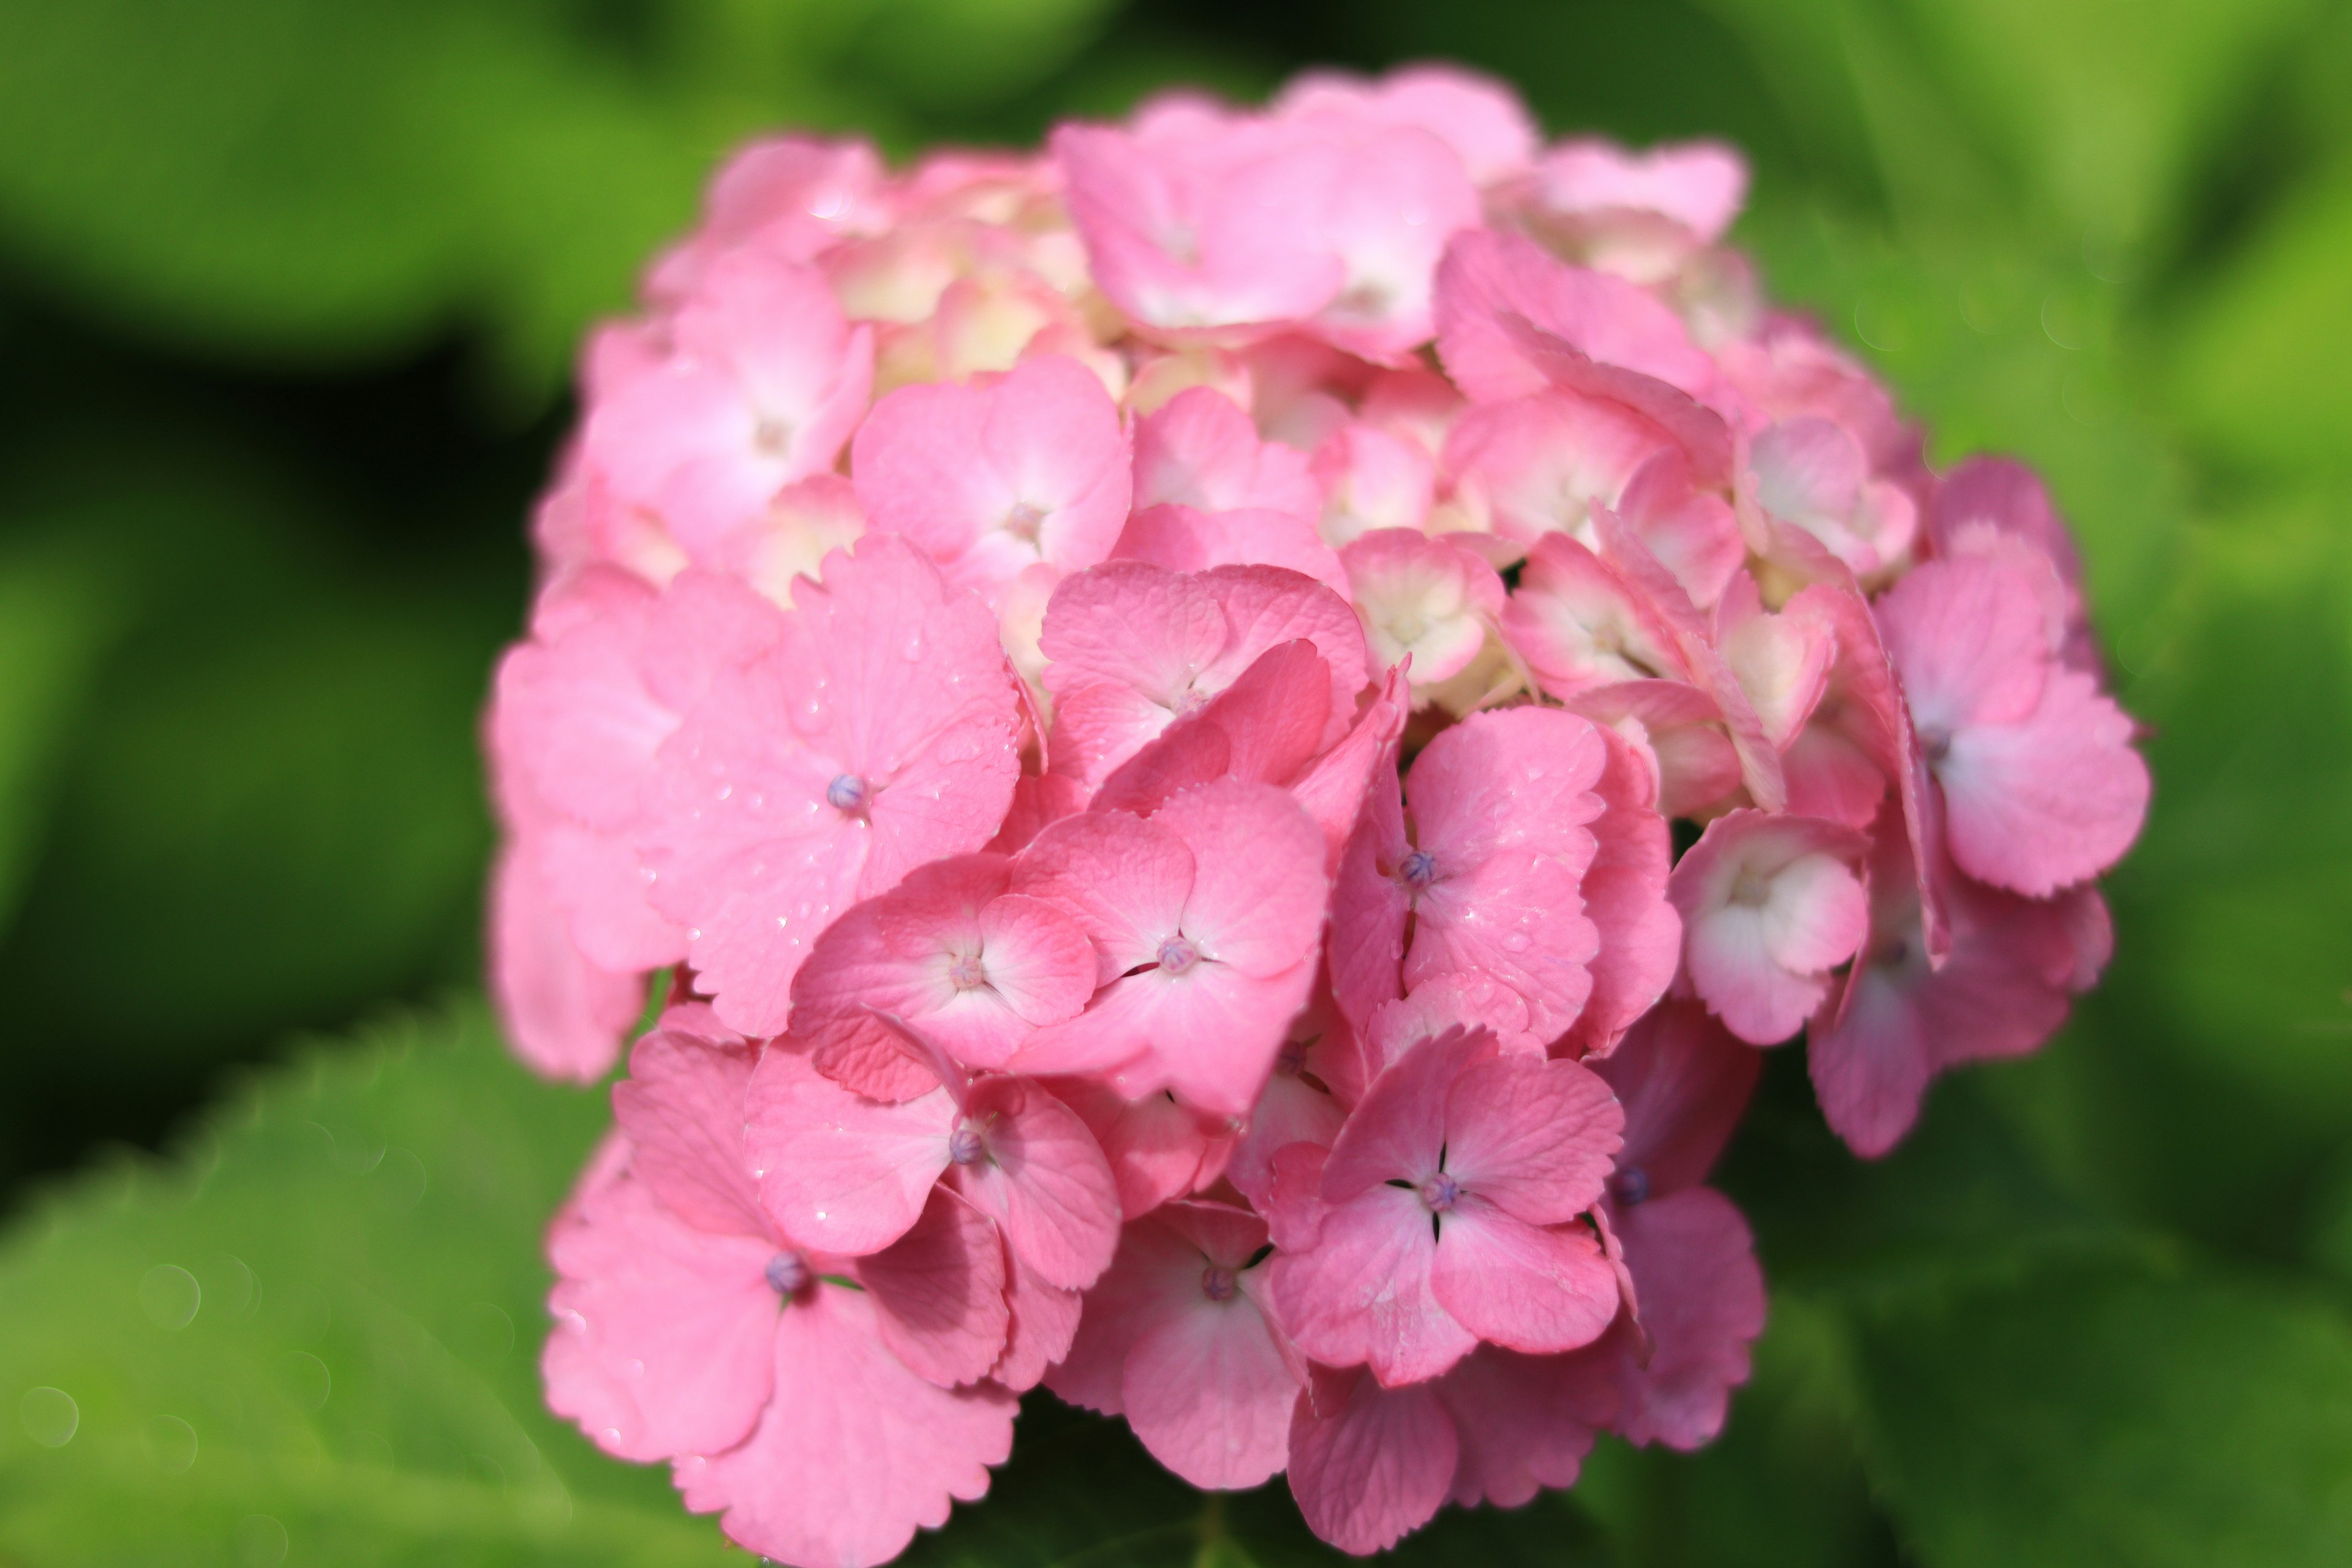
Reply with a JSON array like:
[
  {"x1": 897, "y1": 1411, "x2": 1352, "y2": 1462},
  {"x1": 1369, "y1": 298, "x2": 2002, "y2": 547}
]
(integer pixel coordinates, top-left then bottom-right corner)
[
  {"x1": 1286, "y1": 1368, "x2": 1458, "y2": 1556},
  {"x1": 858, "y1": 1186, "x2": 1012, "y2": 1388},
  {"x1": 1608, "y1": 1187, "x2": 1764, "y2": 1450},
  {"x1": 1441, "y1": 1054, "x2": 1624, "y2": 1226},
  {"x1": 1438, "y1": 1345, "x2": 1618, "y2": 1507}
]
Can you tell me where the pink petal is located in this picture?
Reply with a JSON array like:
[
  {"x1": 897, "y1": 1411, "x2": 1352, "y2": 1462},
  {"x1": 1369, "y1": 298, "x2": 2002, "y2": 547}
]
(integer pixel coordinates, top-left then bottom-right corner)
[
  {"x1": 1327, "y1": 758, "x2": 1411, "y2": 1033},
  {"x1": 851, "y1": 353, "x2": 1131, "y2": 587},
  {"x1": 1046, "y1": 1077, "x2": 1229, "y2": 1219},
  {"x1": 1438, "y1": 1345, "x2": 1617, "y2": 1507},
  {"x1": 1553, "y1": 720, "x2": 1681, "y2": 1058},
  {"x1": 858, "y1": 1186, "x2": 1011, "y2": 1388},
  {"x1": 1013, "y1": 807, "x2": 1196, "y2": 981},
  {"x1": 1321, "y1": 1024, "x2": 1493, "y2": 1204},
  {"x1": 950, "y1": 1076, "x2": 1123, "y2": 1290},
  {"x1": 1123, "y1": 1278, "x2": 1301, "y2": 1490},
  {"x1": 1156, "y1": 778, "x2": 1331, "y2": 976},
  {"x1": 544, "y1": 1164, "x2": 777, "y2": 1463},
  {"x1": 1937, "y1": 665, "x2": 2149, "y2": 897},
  {"x1": 1286, "y1": 1367, "x2": 1458, "y2": 1556},
  {"x1": 1607, "y1": 1186, "x2": 1765, "y2": 1449},
  {"x1": 1441, "y1": 1054, "x2": 1624, "y2": 1226},
  {"x1": 675, "y1": 1283, "x2": 1015, "y2": 1568},
  {"x1": 1133, "y1": 385, "x2": 1322, "y2": 521},
  {"x1": 1288, "y1": 664, "x2": 1408, "y2": 873},
  {"x1": 1433, "y1": 228, "x2": 1721, "y2": 405},
  {"x1": 745, "y1": 1049, "x2": 954, "y2": 1256},
  {"x1": 488, "y1": 842, "x2": 645, "y2": 1084},
  {"x1": 611, "y1": 1025, "x2": 766, "y2": 1237},
  {"x1": 1429, "y1": 1202, "x2": 1620, "y2": 1355},
  {"x1": 1272, "y1": 1182, "x2": 1476, "y2": 1386},
  {"x1": 1592, "y1": 1000, "x2": 1760, "y2": 1198},
  {"x1": 993, "y1": 1239, "x2": 1084, "y2": 1393},
  {"x1": 1112, "y1": 502, "x2": 1352, "y2": 602}
]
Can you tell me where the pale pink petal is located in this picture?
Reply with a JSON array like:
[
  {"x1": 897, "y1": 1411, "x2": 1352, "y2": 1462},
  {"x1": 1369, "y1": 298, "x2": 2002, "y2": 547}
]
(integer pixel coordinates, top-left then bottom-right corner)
[
  {"x1": 1123, "y1": 1279, "x2": 1300, "y2": 1489},
  {"x1": 1112, "y1": 503, "x2": 1352, "y2": 601},
  {"x1": 545, "y1": 1164, "x2": 778, "y2": 1464},
  {"x1": 1155, "y1": 778, "x2": 1331, "y2": 974},
  {"x1": 488, "y1": 842, "x2": 645, "y2": 1084},
  {"x1": 746, "y1": 1050, "x2": 955, "y2": 1255},
  {"x1": 1439, "y1": 1345, "x2": 1617, "y2": 1507},
  {"x1": 993, "y1": 1239, "x2": 1084, "y2": 1393},
  {"x1": 1134, "y1": 386, "x2": 1322, "y2": 521},
  {"x1": 1046, "y1": 1077, "x2": 1229, "y2": 1219},
  {"x1": 1936, "y1": 666, "x2": 2149, "y2": 897},
  {"x1": 675, "y1": 1283, "x2": 1016, "y2": 1568},
  {"x1": 611, "y1": 1026, "x2": 765, "y2": 1236}
]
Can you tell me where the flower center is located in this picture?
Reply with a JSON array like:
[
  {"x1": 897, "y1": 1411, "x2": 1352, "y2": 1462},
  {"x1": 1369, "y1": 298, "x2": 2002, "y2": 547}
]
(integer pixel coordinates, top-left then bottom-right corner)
[
  {"x1": 1156, "y1": 936, "x2": 1200, "y2": 975},
  {"x1": 1003, "y1": 502, "x2": 1046, "y2": 545},
  {"x1": 1200, "y1": 1265, "x2": 1237, "y2": 1302},
  {"x1": 753, "y1": 415, "x2": 794, "y2": 457},
  {"x1": 764, "y1": 1251, "x2": 810, "y2": 1295},
  {"x1": 1917, "y1": 723, "x2": 1953, "y2": 764},
  {"x1": 946, "y1": 953, "x2": 989, "y2": 992},
  {"x1": 1610, "y1": 1166, "x2": 1650, "y2": 1207},
  {"x1": 1400, "y1": 849, "x2": 1438, "y2": 889},
  {"x1": 948, "y1": 1121, "x2": 987, "y2": 1167},
  {"x1": 1417, "y1": 1172, "x2": 1461, "y2": 1214},
  {"x1": 1728, "y1": 866, "x2": 1774, "y2": 908},
  {"x1": 826, "y1": 773, "x2": 870, "y2": 813}
]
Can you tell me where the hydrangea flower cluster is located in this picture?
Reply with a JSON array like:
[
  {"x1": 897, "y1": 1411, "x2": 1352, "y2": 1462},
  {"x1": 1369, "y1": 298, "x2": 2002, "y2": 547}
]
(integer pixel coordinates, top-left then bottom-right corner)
[{"x1": 484, "y1": 65, "x2": 2149, "y2": 1564}]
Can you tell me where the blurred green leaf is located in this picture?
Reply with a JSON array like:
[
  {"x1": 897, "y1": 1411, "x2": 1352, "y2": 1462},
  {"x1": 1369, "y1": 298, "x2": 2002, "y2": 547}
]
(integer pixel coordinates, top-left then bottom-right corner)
[
  {"x1": 0, "y1": 533, "x2": 121, "y2": 939},
  {"x1": 2167, "y1": 159, "x2": 2352, "y2": 476},
  {"x1": 1852, "y1": 1262, "x2": 2352, "y2": 1566},
  {"x1": 0, "y1": 1000, "x2": 737, "y2": 1564}
]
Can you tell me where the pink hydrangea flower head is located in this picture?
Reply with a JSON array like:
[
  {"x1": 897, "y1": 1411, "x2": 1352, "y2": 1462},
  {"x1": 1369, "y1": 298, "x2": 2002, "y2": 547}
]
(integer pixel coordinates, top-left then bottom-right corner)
[
  {"x1": 1268, "y1": 1025, "x2": 1625, "y2": 1386},
  {"x1": 1669, "y1": 809, "x2": 1871, "y2": 1046},
  {"x1": 640, "y1": 534, "x2": 1025, "y2": 1036}
]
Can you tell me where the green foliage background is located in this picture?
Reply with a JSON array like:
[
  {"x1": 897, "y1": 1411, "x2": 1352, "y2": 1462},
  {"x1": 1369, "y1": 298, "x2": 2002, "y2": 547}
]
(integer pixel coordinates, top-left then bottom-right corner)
[{"x1": 1, "y1": 1, "x2": 2349, "y2": 1562}]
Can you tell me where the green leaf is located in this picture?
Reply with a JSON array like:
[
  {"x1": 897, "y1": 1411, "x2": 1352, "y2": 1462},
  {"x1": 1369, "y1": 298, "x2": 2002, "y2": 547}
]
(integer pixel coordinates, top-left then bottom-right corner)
[
  {"x1": 0, "y1": 1000, "x2": 736, "y2": 1564},
  {"x1": 1851, "y1": 1262, "x2": 2352, "y2": 1566},
  {"x1": 0, "y1": 532, "x2": 123, "y2": 940},
  {"x1": 2167, "y1": 160, "x2": 2352, "y2": 477}
]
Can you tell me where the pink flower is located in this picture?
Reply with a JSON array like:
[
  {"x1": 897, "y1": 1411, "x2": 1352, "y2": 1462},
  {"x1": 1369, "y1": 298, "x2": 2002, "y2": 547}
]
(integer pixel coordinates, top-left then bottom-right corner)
[
  {"x1": 1038, "y1": 562, "x2": 1366, "y2": 793},
  {"x1": 486, "y1": 840, "x2": 647, "y2": 1082},
  {"x1": 1528, "y1": 138, "x2": 1749, "y2": 249},
  {"x1": 744, "y1": 1043, "x2": 1121, "y2": 1292},
  {"x1": 1340, "y1": 529, "x2": 1506, "y2": 693},
  {"x1": 1443, "y1": 390, "x2": 1678, "y2": 557},
  {"x1": 1809, "y1": 814, "x2": 2113, "y2": 1156},
  {"x1": 1876, "y1": 549, "x2": 2148, "y2": 897},
  {"x1": 1011, "y1": 779, "x2": 1330, "y2": 1115},
  {"x1": 1669, "y1": 809, "x2": 1871, "y2": 1046},
  {"x1": 641, "y1": 535, "x2": 1025, "y2": 1036},
  {"x1": 647, "y1": 135, "x2": 889, "y2": 300},
  {"x1": 1330, "y1": 706, "x2": 1676, "y2": 1043},
  {"x1": 1589, "y1": 1000, "x2": 1765, "y2": 1447},
  {"x1": 543, "y1": 1028, "x2": 1019, "y2": 1567},
  {"x1": 1272, "y1": 64, "x2": 1540, "y2": 183},
  {"x1": 1054, "y1": 86, "x2": 1482, "y2": 359},
  {"x1": 584, "y1": 255, "x2": 875, "y2": 559},
  {"x1": 850, "y1": 353, "x2": 1131, "y2": 599},
  {"x1": 788, "y1": 853, "x2": 1098, "y2": 1094},
  {"x1": 1050, "y1": 1200, "x2": 1302, "y2": 1490},
  {"x1": 1746, "y1": 417, "x2": 1918, "y2": 576},
  {"x1": 1268, "y1": 1026, "x2": 1624, "y2": 1385},
  {"x1": 1132, "y1": 386, "x2": 1322, "y2": 522},
  {"x1": 1312, "y1": 420, "x2": 1437, "y2": 545}
]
